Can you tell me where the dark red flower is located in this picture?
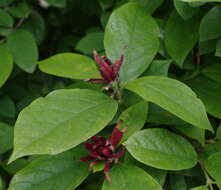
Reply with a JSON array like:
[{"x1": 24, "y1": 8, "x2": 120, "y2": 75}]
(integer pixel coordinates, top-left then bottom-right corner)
[
  {"x1": 80, "y1": 121, "x2": 126, "y2": 182},
  {"x1": 88, "y1": 50, "x2": 124, "y2": 85}
]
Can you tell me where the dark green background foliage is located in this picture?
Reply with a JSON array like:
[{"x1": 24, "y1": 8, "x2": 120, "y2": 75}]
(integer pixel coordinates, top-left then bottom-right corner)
[{"x1": 0, "y1": 0, "x2": 221, "y2": 189}]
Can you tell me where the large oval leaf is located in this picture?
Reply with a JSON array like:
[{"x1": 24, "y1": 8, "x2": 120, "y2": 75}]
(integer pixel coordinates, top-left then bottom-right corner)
[
  {"x1": 165, "y1": 11, "x2": 199, "y2": 67},
  {"x1": 125, "y1": 76, "x2": 213, "y2": 131},
  {"x1": 205, "y1": 152, "x2": 221, "y2": 188},
  {"x1": 38, "y1": 53, "x2": 100, "y2": 80},
  {"x1": 7, "y1": 29, "x2": 38, "y2": 73},
  {"x1": 0, "y1": 46, "x2": 13, "y2": 88},
  {"x1": 8, "y1": 151, "x2": 89, "y2": 190},
  {"x1": 104, "y1": 2, "x2": 160, "y2": 85},
  {"x1": 124, "y1": 128, "x2": 197, "y2": 170},
  {"x1": 187, "y1": 76, "x2": 221, "y2": 119},
  {"x1": 102, "y1": 164, "x2": 162, "y2": 190},
  {"x1": 200, "y1": 5, "x2": 221, "y2": 41},
  {"x1": 9, "y1": 89, "x2": 118, "y2": 163},
  {"x1": 201, "y1": 64, "x2": 221, "y2": 84},
  {"x1": 0, "y1": 122, "x2": 13, "y2": 154}
]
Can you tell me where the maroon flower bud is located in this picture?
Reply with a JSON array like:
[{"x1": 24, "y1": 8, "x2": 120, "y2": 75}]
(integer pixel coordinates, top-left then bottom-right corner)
[
  {"x1": 88, "y1": 50, "x2": 124, "y2": 85},
  {"x1": 79, "y1": 121, "x2": 126, "y2": 182}
]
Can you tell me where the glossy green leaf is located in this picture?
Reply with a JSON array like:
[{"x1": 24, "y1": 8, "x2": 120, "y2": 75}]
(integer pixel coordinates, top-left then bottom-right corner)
[
  {"x1": 143, "y1": 60, "x2": 171, "y2": 76},
  {"x1": 8, "y1": 2, "x2": 30, "y2": 18},
  {"x1": 0, "y1": 46, "x2": 13, "y2": 88},
  {"x1": 104, "y1": 2, "x2": 160, "y2": 85},
  {"x1": 129, "y1": 0, "x2": 163, "y2": 14},
  {"x1": 0, "y1": 9, "x2": 14, "y2": 27},
  {"x1": 76, "y1": 32, "x2": 104, "y2": 54},
  {"x1": 200, "y1": 5, "x2": 221, "y2": 41},
  {"x1": 0, "y1": 122, "x2": 13, "y2": 154},
  {"x1": 205, "y1": 152, "x2": 221, "y2": 187},
  {"x1": 38, "y1": 53, "x2": 100, "y2": 80},
  {"x1": 9, "y1": 89, "x2": 118, "y2": 163},
  {"x1": 201, "y1": 64, "x2": 221, "y2": 84},
  {"x1": 8, "y1": 151, "x2": 89, "y2": 190},
  {"x1": 120, "y1": 101, "x2": 148, "y2": 142},
  {"x1": 165, "y1": 11, "x2": 199, "y2": 67},
  {"x1": 124, "y1": 128, "x2": 197, "y2": 170},
  {"x1": 187, "y1": 76, "x2": 221, "y2": 119},
  {"x1": 0, "y1": 96, "x2": 15, "y2": 118},
  {"x1": 174, "y1": 0, "x2": 198, "y2": 20},
  {"x1": 190, "y1": 186, "x2": 208, "y2": 190},
  {"x1": 125, "y1": 76, "x2": 213, "y2": 131},
  {"x1": 215, "y1": 38, "x2": 221, "y2": 57},
  {"x1": 7, "y1": 30, "x2": 38, "y2": 73},
  {"x1": 102, "y1": 164, "x2": 162, "y2": 190}
]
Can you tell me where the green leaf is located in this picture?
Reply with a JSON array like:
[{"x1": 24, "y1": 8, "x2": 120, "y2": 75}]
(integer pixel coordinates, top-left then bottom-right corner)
[
  {"x1": 216, "y1": 124, "x2": 221, "y2": 140},
  {"x1": 0, "y1": 9, "x2": 14, "y2": 27},
  {"x1": 98, "y1": 0, "x2": 114, "y2": 11},
  {"x1": 147, "y1": 104, "x2": 187, "y2": 125},
  {"x1": 215, "y1": 38, "x2": 221, "y2": 57},
  {"x1": 165, "y1": 11, "x2": 199, "y2": 67},
  {"x1": 21, "y1": 11, "x2": 46, "y2": 44},
  {"x1": 8, "y1": 2, "x2": 30, "y2": 18},
  {"x1": 143, "y1": 60, "x2": 171, "y2": 76},
  {"x1": 129, "y1": 0, "x2": 163, "y2": 14},
  {"x1": 173, "y1": 124, "x2": 205, "y2": 144},
  {"x1": 124, "y1": 128, "x2": 197, "y2": 170},
  {"x1": 0, "y1": 122, "x2": 13, "y2": 154},
  {"x1": 102, "y1": 164, "x2": 162, "y2": 190},
  {"x1": 0, "y1": 176, "x2": 2, "y2": 190},
  {"x1": 8, "y1": 151, "x2": 89, "y2": 190},
  {"x1": 182, "y1": 0, "x2": 221, "y2": 2},
  {"x1": 45, "y1": 0, "x2": 66, "y2": 8},
  {"x1": 2, "y1": 158, "x2": 29, "y2": 175},
  {"x1": 205, "y1": 152, "x2": 221, "y2": 187},
  {"x1": 199, "y1": 39, "x2": 216, "y2": 55},
  {"x1": 104, "y1": 2, "x2": 160, "y2": 85},
  {"x1": 0, "y1": 46, "x2": 13, "y2": 88},
  {"x1": 119, "y1": 101, "x2": 148, "y2": 142},
  {"x1": 0, "y1": 96, "x2": 15, "y2": 118},
  {"x1": 9, "y1": 89, "x2": 118, "y2": 163},
  {"x1": 169, "y1": 174, "x2": 187, "y2": 190},
  {"x1": 174, "y1": 0, "x2": 198, "y2": 20},
  {"x1": 38, "y1": 53, "x2": 100, "y2": 80},
  {"x1": 200, "y1": 5, "x2": 221, "y2": 41},
  {"x1": 76, "y1": 32, "x2": 104, "y2": 54},
  {"x1": 125, "y1": 76, "x2": 213, "y2": 131},
  {"x1": 189, "y1": 186, "x2": 208, "y2": 190},
  {"x1": 187, "y1": 76, "x2": 221, "y2": 119},
  {"x1": 201, "y1": 64, "x2": 221, "y2": 84},
  {"x1": 0, "y1": 0, "x2": 14, "y2": 6},
  {"x1": 7, "y1": 29, "x2": 38, "y2": 73}
]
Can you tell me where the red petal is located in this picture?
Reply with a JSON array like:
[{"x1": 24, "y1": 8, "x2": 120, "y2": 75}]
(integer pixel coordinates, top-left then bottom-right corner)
[
  {"x1": 111, "y1": 148, "x2": 125, "y2": 159},
  {"x1": 84, "y1": 142, "x2": 93, "y2": 151},
  {"x1": 104, "y1": 163, "x2": 112, "y2": 182},
  {"x1": 99, "y1": 64, "x2": 115, "y2": 82},
  {"x1": 102, "y1": 147, "x2": 113, "y2": 157},
  {"x1": 91, "y1": 136, "x2": 106, "y2": 144},
  {"x1": 79, "y1": 156, "x2": 94, "y2": 162},
  {"x1": 113, "y1": 55, "x2": 124, "y2": 76},
  {"x1": 108, "y1": 122, "x2": 124, "y2": 148}
]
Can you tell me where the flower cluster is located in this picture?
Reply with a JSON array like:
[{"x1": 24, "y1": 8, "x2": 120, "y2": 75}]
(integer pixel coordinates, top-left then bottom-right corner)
[
  {"x1": 80, "y1": 121, "x2": 126, "y2": 182},
  {"x1": 88, "y1": 50, "x2": 124, "y2": 85}
]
